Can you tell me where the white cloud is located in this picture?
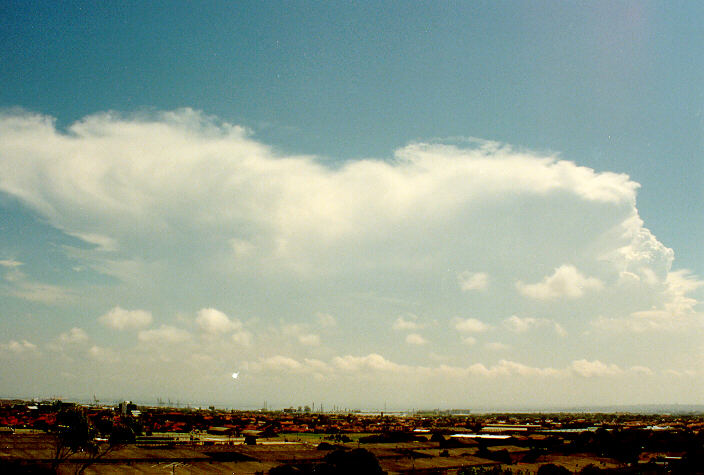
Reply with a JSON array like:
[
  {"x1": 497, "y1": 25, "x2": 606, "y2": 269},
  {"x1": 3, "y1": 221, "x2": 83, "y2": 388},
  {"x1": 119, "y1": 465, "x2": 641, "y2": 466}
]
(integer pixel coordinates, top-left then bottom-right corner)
[
  {"x1": 333, "y1": 353, "x2": 405, "y2": 372},
  {"x1": 58, "y1": 327, "x2": 89, "y2": 345},
  {"x1": 485, "y1": 342, "x2": 510, "y2": 351},
  {"x1": 464, "y1": 360, "x2": 563, "y2": 378},
  {"x1": 571, "y1": 359, "x2": 622, "y2": 377},
  {"x1": 259, "y1": 355, "x2": 302, "y2": 371},
  {"x1": 99, "y1": 306, "x2": 153, "y2": 330},
  {"x1": 0, "y1": 339, "x2": 38, "y2": 354},
  {"x1": 316, "y1": 312, "x2": 336, "y2": 327},
  {"x1": 279, "y1": 324, "x2": 321, "y2": 346},
  {"x1": 0, "y1": 109, "x2": 696, "y2": 407},
  {"x1": 454, "y1": 318, "x2": 489, "y2": 333},
  {"x1": 138, "y1": 325, "x2": 191, "y2": 344},
  {"x1": 232, "y1": 330, "x2": 252, "y2": 346},
  {"x1": 393, "y1": 315, "x2": 423, "y2": 331},
  {"x1": 663, "y1": 369, "x2": 696, "y2": 377},
  {"x1": 503, "y1": 315, "x2": 567, "y2": 336},
  {"x1": 297, "y1": 333, "x2": 321, "y2": 346},
  {"x1": 591, "y1": 270, "x2": 704, "y2": 332},
  {"x1": 461, "y1": 336, "x2": 477, "y2": 345},
  {"x1": 630, "y1": 365, "x2": 654, "y2": 376},
  {"x1": 0, "y1": 110, "x2": 644, "y2": 280},
  {"x1": 196, "y1": 308, "x2": 242, "y2": 334},
  {"x1": 405, "y1": 333, "x2": 427, "y2": 345},
  {"x1": 1, "y1": 263, "x2": 75, "y2": 304},
  {"x1": 0, "y1": 259, "x2": 23, "y2": 268},
  {"x1": 517, "y1": 265, "x2": 603, "y2": 300},
  {"x1": 87, "y1": 345, "x2": 119, "y2": 362},
  {"x1": 458, "y1": 271, "x2": 489, "y2": 292}
]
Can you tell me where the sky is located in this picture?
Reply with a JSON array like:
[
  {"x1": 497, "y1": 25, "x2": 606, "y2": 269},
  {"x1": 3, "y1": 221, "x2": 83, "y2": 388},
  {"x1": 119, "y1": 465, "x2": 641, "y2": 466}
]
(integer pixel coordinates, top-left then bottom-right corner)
[{"x1": 0, "y1": 1, "x2": 703, "y2": 410}]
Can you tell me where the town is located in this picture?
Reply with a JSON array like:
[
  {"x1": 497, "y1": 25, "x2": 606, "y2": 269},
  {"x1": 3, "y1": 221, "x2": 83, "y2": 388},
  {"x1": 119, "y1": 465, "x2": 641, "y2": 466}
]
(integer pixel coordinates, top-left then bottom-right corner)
[{"x1": 2, "y1": 398, "x2": 704, "y2": 473}]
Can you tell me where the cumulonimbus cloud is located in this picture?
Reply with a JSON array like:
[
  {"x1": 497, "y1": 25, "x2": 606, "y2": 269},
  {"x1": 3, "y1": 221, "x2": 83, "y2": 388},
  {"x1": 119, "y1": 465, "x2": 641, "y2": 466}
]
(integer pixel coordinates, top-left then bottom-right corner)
[{"x1": 0, "y1": 108, "x2": 700, "y2": 405}]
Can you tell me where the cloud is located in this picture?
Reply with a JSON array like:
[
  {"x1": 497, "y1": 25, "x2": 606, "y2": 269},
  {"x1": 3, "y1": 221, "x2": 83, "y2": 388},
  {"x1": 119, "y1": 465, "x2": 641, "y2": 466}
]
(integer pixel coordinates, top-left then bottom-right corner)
[
  {"x1": 58, "y1": 327, "x2": 89, "y2": 345},
  {"x1": 630, "y1": 365, "x2": 654, "y2": 376},
  {"x1": 462, "y1": 360, "x2": 563, "y2": 378},
  {"x1": 461, "y1": 336, "x2": 477, "y2": 345},
  {"x1": 138, "y1": 325, "x2": 191, "y2": 344},
  {"x1": 232, "y1": 330, "x2": 253, "y2": 346},
  {"x1": 0, "y1": 259, "x2": 23, "y2": 268},
  {"x1": 591, "y1": 270, "x2": 704, "y2": 332},
  {"x1": 485, "y1": 342, "x2": 510, "y2": 351},
  {"x1": 0, "y1": 110, "x2": 644, "y2": 280},
  {"x1": 333, "y1": 354, "x2": 406, "y2": 372},
  {"x1": 503, "y1": 315, "x2": 567, "y2": 336},
  {"x1": 0, "y1": 339, "x2": 38, "y2": 354},
  {"x1": 316, "y1": 312, "x2": 336, "y2": 327},
  {"x1": 571, "y1": 359, "x2": 622, "y2": 377},
  {"x1": 297, "y1": 333, "x2": 321, "y2": 346},
  {"x1": 0, "y1": 109, "x2": 697, "y2": 406},
  {"x1": 457, "y1": 271, "x2": 489, "y2": 291},
  {"x1": 280, "y1": 324, "x2": 321, "y2": 346},
  {"x1": 87, "y1": 345, "x2": 119, "y2": 362},
  {"x1": 196, "y1": 308, "x2": 242, "y2": 334},
  {"x1": 517, "y1": 265, "x2": 603, "y2": 300},
  {"x1": 405, "y1": 333, "x2": 427, "y2": 345},
  {"x1": 393, "y1": 315, "x2": 423, "y2": 331},
  {"x1": 1, "y1": 263, "x2": 75, "y2": 304},
  {"x1": 99, "y1": 306, "x2": 153, "y2": 330},
  {"x1": 258, "y1": 355, "x2": 303, "y2": 371},
  {"x1": 454, "y1": 318, "x2": 489, "y2": 333}
]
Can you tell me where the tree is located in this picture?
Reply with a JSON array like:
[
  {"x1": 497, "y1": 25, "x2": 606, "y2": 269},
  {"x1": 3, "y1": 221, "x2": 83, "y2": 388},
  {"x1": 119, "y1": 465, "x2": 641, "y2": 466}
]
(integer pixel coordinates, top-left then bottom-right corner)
[{"x1": 50, "y1": 407, "x2": 134, "y2": 474}]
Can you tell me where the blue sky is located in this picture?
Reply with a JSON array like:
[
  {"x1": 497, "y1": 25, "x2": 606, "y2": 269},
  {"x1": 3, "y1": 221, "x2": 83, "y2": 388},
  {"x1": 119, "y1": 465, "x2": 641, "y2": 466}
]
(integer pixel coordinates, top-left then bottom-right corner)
[{"x1": 0, "y1": 1, "x2": 702, "y2": 409}]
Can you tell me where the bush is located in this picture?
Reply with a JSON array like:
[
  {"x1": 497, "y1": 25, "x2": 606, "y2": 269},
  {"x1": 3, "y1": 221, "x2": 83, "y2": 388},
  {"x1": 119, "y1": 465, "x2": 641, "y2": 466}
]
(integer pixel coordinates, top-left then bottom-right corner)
[{"x1": 537, "y1": 463, "x2": 571, "y2": 475}]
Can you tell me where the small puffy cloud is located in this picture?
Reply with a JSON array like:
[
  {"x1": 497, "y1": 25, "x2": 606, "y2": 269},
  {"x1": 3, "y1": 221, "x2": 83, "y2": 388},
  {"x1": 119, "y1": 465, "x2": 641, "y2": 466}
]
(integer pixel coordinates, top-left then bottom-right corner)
[
  {"x1": 138, "y1": 325, "x2": 191, "y2": 344},
  {"x1": 0, "y1": 259, "x2": 23, "y2": 268},
  {"x1": 458, "y1": 271, "x2": 489, "y2": 291},
  {"x1": 196, "y1": 308, "x2": 241, "y2": 334},
  {"x1": 316, "y1": 312, "x2": 336, "y2": 327},
  {"x1": 333, "y1": 353, "x2": 404, "y2": 372},
  {"x1": 259, "y1": 355, "x2": 302, "y2": 371},
  {"x1": 100, "y1": 306, "x2": 153, "y2": 330},
  {"x1": 503, "y1": 315, "x2": 537, "y2": 332},
  {"x1": 87, "y1": 345, "x2": 119, "y2": 362},
  {"x1": 297, "y1": 333, "x2": 321, "y2": 346},
  {"x1": 281, "y1": 323, "x2": 321, "y2": 346},
  {"x1": 461, "y1": 336, "x2": 477, "y2": 345},
  {"x1": 503, "y1": 315, "x2": 567, "y2": 336},
  {"x1": 58, "y1": 327, "x2": 89, "y2": 345},
  {"x1": 517, "y1": 265, "x2": 603, "y2": 300},
  {"x1": 571, "y1": 359, "x2": 622, "y2": 377},
  {"x1": 0, "y1": 339, "x2": 38, "y2": 353},
  {"x1": 405, "y1": 333, "x2": 427, "y2": 345},
  {"x1": 465, "y1": 360, "x2": 563, "y2": 378},
  {"x1": 232, "y1": 330, "x2": 252, "y2": 346},
  {"x1": 454, "y1": 318, "x2": 489, "y2": 333},
  {"x1": 303, "y1": 358, "x2": 330, "y2": 373},
  {"x1": 485, "y1": 342, "x2": 510, "y2": 351},
  {"x1": 663, "y1": 369, "x2": 696, "y2": 377},
  {"x1": 393, "y1": 315, "x2": 423, "y2": 331},
  {"x1": 630, "y1": 365, "x2": 654, "y2": 376}
]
